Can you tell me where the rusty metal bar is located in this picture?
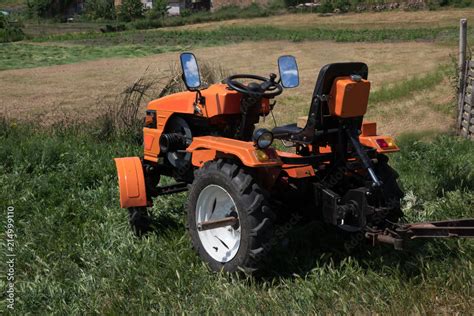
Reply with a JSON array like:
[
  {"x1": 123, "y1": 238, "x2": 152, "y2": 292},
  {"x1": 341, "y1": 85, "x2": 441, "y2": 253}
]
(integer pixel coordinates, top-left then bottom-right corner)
[
  {"x1": 197, "y1": 216, "x2": 239, "y2": 231},
  {"x1": 365, "y1": 232, "x2": 403, "y2": 250},
  {"x1": 401, "y1": 219, "x2": 474, "y2": 239}
]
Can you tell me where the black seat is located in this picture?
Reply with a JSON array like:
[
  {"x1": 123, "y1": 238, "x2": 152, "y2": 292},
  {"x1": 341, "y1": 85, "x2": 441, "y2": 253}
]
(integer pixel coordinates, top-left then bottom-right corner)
[
  {"x1": 272, "y1": 123, "x2": 302, "y2": 138},
  {"x1": 273, "y1": 62, "x2": 368, "y2": 143}
]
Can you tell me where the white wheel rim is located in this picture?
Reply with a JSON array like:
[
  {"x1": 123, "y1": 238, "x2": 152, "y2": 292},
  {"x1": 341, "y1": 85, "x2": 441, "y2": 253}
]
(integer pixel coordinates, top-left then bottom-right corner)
[{"x1": 196, "y1": 184, "x2": 240, "y2": 263}]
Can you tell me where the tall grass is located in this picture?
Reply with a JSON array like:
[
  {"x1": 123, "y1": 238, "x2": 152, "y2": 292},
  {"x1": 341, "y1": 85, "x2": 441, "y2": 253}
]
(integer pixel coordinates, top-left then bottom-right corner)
[{"x1": 0, "y1": 117, "x2": 473, "y2": 314}]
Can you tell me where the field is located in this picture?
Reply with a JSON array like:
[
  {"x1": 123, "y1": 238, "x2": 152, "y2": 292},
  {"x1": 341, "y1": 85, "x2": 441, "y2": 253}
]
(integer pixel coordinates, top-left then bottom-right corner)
[{"x1": 1, "y1": 7, "x2": 473, "y2": 314}]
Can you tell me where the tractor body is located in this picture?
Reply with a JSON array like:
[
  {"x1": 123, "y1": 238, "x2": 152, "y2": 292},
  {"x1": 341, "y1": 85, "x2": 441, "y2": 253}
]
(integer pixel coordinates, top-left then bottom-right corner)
[{"x1": 114, "y1": 53, "x2": 474, "y2": 273}]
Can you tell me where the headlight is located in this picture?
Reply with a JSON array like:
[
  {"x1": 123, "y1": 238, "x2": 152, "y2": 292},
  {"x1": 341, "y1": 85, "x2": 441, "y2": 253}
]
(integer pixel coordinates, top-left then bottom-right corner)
[{"x1": 253, "y1": 128, "x2": 273, "y2": 149}]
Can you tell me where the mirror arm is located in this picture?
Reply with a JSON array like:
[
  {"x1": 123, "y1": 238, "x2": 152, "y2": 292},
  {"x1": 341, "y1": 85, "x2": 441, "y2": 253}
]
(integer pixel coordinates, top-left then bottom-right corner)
[{"x1": 194, "y1": 89, "x2": 206, "y2": 106}]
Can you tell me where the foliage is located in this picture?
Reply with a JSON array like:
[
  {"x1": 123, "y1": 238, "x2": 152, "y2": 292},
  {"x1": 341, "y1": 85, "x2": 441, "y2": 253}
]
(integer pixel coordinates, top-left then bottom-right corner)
[
  {"x1": 26, "y1": 0, "x2": 76, "y2": 18},
  {"x1": 84, "y1": 0, "x2": 115, "y2": 20},
  {"x1": 0, "y1": 13, "x2": 25, "y2": 42},
  {"x1": 146, "y1": 0, "x2": 169, "y2": 21},
  {"x1": 118, "y1": 0, "x2": 143, "y2": 21}
]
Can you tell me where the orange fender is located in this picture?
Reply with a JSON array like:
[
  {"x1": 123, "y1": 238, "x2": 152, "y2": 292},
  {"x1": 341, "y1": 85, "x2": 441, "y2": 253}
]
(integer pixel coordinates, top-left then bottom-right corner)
[
  {"x1": 187, "y1": 136, "x2": 283, "y2": 168},
  {"x1": 114, "y1": 157, "x2": 147, "y2": 208}
]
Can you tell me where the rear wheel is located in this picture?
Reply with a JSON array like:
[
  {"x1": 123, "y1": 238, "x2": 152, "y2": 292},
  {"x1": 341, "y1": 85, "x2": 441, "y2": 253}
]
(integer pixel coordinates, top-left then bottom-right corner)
[
  {"x1": 374, "y1": 155, "x2": 404, "y2": 224},
  {"x1": 187, "y1": 160, "x2": 274, "y2": 273}
]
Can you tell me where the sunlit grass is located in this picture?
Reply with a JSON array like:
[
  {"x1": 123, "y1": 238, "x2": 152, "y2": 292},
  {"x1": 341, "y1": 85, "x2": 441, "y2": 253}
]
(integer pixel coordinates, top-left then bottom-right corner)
[{"x1": 0, "y1": 118, "x2": 472, "y2": 314}]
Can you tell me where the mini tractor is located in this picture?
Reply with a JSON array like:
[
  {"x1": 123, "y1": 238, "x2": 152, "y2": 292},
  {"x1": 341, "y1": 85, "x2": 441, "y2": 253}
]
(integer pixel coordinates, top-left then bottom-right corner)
[{"x1": 115, "y1": 53, "x2": 474, "y2": 273}]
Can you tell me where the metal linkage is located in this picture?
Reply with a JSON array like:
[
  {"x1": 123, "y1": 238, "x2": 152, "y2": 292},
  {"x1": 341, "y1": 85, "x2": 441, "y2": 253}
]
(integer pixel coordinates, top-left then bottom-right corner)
[
  {"x1": 365, "y1": 218, "x2": 474, "y2": 250},
  {"x1": 150, "y1": 182, "x2": 188, "y2": 197},
  {"x1": 398, "y1": 219, "x2": 474, "y2": 239}
]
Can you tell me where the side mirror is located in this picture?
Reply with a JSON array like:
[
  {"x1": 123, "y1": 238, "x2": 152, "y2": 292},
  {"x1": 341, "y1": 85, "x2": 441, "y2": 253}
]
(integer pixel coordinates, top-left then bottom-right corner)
[
  {"x1": 180, "y1": 52, "x2": 201, "y2": 90},
  {"x1": 278, "y1": 55, "x2": 299, "y2": 88}
]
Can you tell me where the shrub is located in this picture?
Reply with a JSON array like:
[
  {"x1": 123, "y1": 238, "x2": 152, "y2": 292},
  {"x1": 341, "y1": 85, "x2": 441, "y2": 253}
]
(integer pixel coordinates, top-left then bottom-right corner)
[
  {"x1": 26, "y1": 0, "x2": 76, "y2": 18},
  {"x1": 118, "y1": 0, "x2": 144, "y2": 21},
  {"x1": 319, "y1": 0, "x2": 334, "y2": 13},
  {"x1": 85, "y1": 0, "x2": 115, "y2": 20},
  {"x1": 0, "y1": 14, "x2": 25, "y2": 43},
  {"x1": 179, "y1": 8, "x2": 192, "y2": 17},
  {"x1": 146, "y1": 0, "x2": 169, "y2": 21}
]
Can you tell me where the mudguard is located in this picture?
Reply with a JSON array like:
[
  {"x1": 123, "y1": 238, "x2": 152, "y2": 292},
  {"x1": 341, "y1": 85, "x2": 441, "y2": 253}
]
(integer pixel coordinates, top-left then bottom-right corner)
[
  {"x1": 114, "y1": 157, "x2": 147, "y2": 208},
  {"x1": 186, "y1": 136, "x2": 283, "y2": 167}
]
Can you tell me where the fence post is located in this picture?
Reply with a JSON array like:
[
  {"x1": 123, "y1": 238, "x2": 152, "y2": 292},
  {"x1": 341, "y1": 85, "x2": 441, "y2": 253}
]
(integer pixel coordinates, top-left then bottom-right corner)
[{"x1": 458, "y1": 19, "x2": 468, "y2": 129}]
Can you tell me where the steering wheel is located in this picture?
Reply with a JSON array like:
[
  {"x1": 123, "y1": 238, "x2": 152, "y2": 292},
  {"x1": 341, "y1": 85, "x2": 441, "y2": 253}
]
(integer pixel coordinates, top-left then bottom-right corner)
[{"x1": 224, "y1": 74, "x2": 283, "y2": 98}]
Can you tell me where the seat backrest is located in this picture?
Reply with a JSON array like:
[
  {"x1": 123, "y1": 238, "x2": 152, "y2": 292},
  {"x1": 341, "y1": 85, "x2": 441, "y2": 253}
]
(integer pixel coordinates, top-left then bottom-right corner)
[{"x1": 295, "y1": 63, "x2": 368, "y2": 143}]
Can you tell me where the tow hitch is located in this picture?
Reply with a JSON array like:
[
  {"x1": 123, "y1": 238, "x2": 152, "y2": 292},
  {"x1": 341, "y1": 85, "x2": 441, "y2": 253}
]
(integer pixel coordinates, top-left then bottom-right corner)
[{"x1": 366, "y1": 219, "x2": 474, "y2": 250}]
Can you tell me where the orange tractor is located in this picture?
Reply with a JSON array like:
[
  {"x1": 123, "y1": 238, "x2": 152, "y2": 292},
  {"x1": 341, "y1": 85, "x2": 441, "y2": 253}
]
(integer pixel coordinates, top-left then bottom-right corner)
[{"x1": 115, "y1": 53, "x2": 474, "y2": 273}]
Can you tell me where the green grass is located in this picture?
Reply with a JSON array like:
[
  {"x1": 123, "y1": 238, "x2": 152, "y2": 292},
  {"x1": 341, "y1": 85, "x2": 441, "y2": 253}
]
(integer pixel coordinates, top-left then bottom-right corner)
[
  {"x1": 1, "y1": 25, "x2": 468, "y2": 70},
  {"x1": 34, "y1": 25, "x2": 461, "y2": 45},
  {"x1": 369, "y1": 66, "x2": 451, "y2": 104},
  {"x1": 0, "y1": 43, "x2": 178, "y2": 70},
  {"x1": 0, "y1": 119, "x2": 473, "y2": 314}
]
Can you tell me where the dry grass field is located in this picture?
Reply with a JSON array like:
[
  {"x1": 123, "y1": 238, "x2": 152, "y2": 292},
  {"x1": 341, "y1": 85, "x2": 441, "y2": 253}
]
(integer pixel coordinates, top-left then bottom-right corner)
[{"x1": 0, "y1": 40, "x2": 455, "y2": 135}]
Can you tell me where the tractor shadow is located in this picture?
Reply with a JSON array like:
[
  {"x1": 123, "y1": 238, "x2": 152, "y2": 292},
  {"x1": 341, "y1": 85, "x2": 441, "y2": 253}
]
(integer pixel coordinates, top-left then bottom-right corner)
[{"x1": 258, "y1": 219, "x2": 466, "y2": 281}]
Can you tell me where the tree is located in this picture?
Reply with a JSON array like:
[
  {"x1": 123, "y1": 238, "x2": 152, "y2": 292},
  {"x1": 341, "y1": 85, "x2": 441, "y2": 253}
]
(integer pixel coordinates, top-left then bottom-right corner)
[
  {"x1": 26, "y1": 0, "x2": 76, "y2": 18},
  {"x1": 85, "y1": 0, "x2": 115, "y2": 20},
  {"x1": 118, "y1": 0, "x2": 144, "y2": 21},
  {"x1": 147, "y1": 0, "x2": 169, "y2": 21}
]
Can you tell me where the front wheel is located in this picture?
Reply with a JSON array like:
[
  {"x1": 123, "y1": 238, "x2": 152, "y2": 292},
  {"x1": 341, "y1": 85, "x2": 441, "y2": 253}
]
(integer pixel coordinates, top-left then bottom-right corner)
[{"x1": 187, "y1": 160, "x2": 274, "y2": 273}]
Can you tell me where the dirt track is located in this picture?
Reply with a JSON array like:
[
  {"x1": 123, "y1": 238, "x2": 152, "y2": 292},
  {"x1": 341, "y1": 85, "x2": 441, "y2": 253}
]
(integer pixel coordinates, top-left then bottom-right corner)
[{"x1": 0, "y1": 40, "x2": 454, "y2": 133}]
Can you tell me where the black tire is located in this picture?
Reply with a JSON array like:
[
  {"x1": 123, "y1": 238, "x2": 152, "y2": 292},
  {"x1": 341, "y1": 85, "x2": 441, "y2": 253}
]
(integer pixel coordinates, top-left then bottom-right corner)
[
  {"x1": 187, "y1": 159, "x2": 274, "y2": 273},
  {"x1": 128, "y1": 207, "x2": 152, "y2": 237},
  {"x1": 374, "y1": 155, "x2": 404, "y2": 224}
]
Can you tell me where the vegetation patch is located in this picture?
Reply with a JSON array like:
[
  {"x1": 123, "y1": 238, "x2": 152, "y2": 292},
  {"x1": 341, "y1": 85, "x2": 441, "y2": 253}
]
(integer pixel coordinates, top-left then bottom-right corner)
[
  {"x1": 0, "y1": 13, "x2": 25, "y2": 42},
  {"x1": 0, "y1": 43, "x2": 175, "y2": 70},
  {"x1": 35, "y1": 25, "x2": 459, "y2": 45},
  {"x1": 369, "y1": 66, "x2": 451, "y2": 104},
  {"x1": 0, "y1": 25, "x2": 463, "y2": 70},
  {"x1": 0, "y1": 118, "x2": 472, "y2": 313}
]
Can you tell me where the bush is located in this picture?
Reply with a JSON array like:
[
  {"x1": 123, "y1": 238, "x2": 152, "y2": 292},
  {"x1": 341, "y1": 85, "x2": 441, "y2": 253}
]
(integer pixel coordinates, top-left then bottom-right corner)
[
  {"x1": 179, "y1": 8, "x2": 192, "y2": 17},
  {"x1": 85, "y1": 0, "x2": 115, "y2": 20},
  {"x1": 118, "y1": 0, "x2": 144, "y2": 21},
  {"x1": 0, "y1": 14, "x2": 25, "y2": 43},
  {"x1": 130, "y1": 18, "x2": 163, "y2": 29},
  {"x1": 318, "y1": 0, "x2": 333, "y2": 13},
  {"x1": 26, "y1": 0, "x2": 76, "y2": 18},
  {"x1": 146, "y1": 0, "x2": 169, "y2": 21}
]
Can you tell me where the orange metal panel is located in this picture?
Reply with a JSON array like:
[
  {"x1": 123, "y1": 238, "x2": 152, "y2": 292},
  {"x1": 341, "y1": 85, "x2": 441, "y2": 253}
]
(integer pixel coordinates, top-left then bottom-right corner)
[
  {"x1": 361, "y1": 121, "x2": 377, "y2": 136},
  {"x1": 146, "y1": 84, "x2": 269, "y2": 119},
  {"x1": 144, "y1": 134, "x2": 154, "y2": 151},
  {"x1": 147, "y1": 92, "x2": 196, "y2": 114},
  {"x1": 359, "y1": 135, "x2": 399, "y2": 153},
  {"x1": 187, "y1": 136, "x2": 282, "y2": 167},
  {"x1": 143, "y1": 111, "x2": 173, "y2": 159},
  {"x1": 192, "y1": 149, "x2": 217, "y2": 167},
  {"x1": 329, "y1": 76, "x2": 371, "y2": 118},
  {"x1": 282, "y1": 164, "x2": 315, "y2": 178},
  {"x1": 114, "y1": 157, "x2": 147, "y2": 208}
]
